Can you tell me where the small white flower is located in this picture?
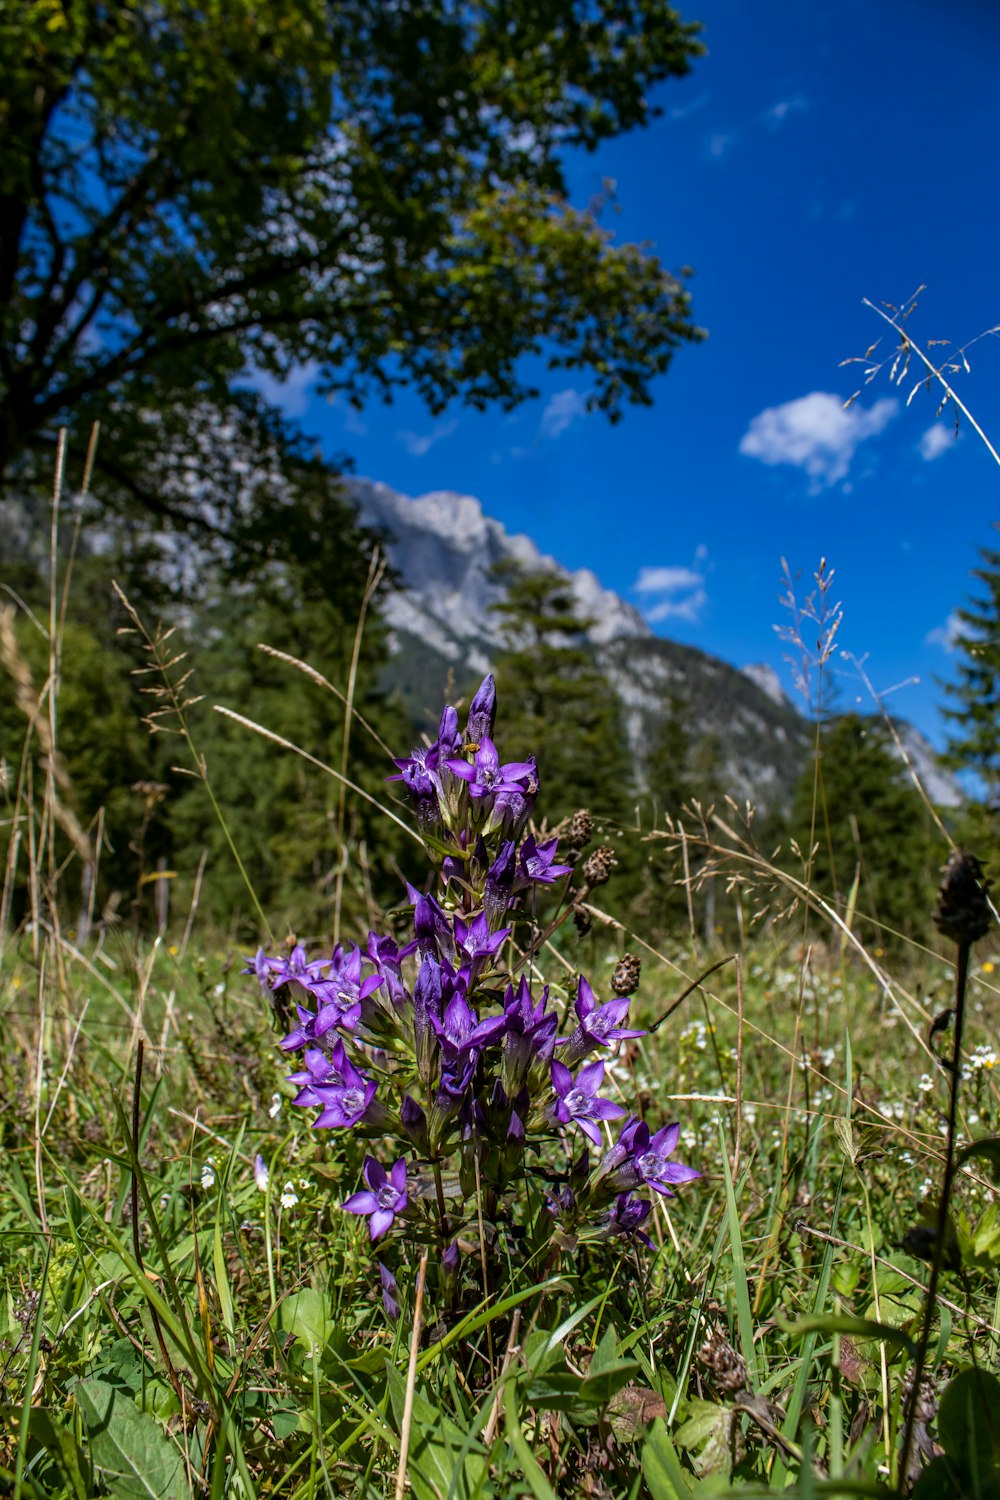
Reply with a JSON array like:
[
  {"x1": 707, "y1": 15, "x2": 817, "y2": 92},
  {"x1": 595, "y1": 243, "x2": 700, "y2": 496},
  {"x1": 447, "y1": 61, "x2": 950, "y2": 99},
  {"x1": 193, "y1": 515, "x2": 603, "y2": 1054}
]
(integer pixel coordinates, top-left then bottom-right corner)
[
  {"x1": 918, "y1": 1073, "x2": 934, "y2": 1093},
  {"x1": 268, "y1": 1092, "x2": 283, "y2": 1119},
  {"x1": 280, "y1": 1182, "x2": 299, "y2": 1210},
  {"x1": 201, "y1": 1158, "x2": 216, "y2": 1190},
  {"x1": 213, "y1": 982, "x2": 225, "y2": 998},
  {"x1": 254, "y1": 1154, "x2": 270, "y2": 1192}
]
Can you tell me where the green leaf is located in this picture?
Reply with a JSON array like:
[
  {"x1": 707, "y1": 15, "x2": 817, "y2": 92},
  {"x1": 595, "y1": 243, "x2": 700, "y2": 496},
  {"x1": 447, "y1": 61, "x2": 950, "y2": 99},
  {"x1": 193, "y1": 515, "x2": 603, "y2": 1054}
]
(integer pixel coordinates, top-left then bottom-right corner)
[
  {"x1": 385, "y1": 1360, "x2": 487, "y2": 1500},
  {"x1": 73, "y1": 1379, "x2": 191, "y2": 1500},
  {"x1": 642, "y1": 1419, "x2": 698, "y2": 1500},
  {"x1": 782, "y1": 1314, "x2": 916, "y2": 1356},
  {"x1": 937, "y1": 1369, "x2": 1000, "y2": 1472},
  {"x1": 278, "y1": 1287, "x2": 332, "y2": 1361},
  {"x1": 957, "y1": 1137, "x2": 1000, "y2": 1185}
]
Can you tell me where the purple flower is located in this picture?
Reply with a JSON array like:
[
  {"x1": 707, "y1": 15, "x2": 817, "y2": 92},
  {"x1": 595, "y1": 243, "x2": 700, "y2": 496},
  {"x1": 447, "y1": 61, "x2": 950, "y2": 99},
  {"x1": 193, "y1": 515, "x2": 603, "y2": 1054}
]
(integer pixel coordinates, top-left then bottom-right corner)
[
  {"x1": 550, "y1": 1059, "x2": 625, "y2": 1147},
  {"x1": 483, "y1": 839, "x2": 516, "y2": 929},
  {"x1": 560, "y1": 975, "x2": 646, "y2": 1065},
  {"x1": 342, "y1": 1156, "x2": 409, "y2": 1240},
  {"x1": 446, "y1": 737, "x2": 537, "y2": 806},
  {"x1": 307, "y1": 1042, "x2": 381, "y2": 1130},
  {"x1": 602, "y1": 1193, "x2": 654, "y2": 1248},
  {"x1": 454, "y1": 912, "x2": 510, "y2": 981},
  {"x1": 379, "y1": 1261, "x2": 400, "y2": 1322},
  {"x1": 630, "y1": 1121, "x2": 701, "y2": 1197},
  {"x1": 516, "y1": 835, "x2": 573, "y2": 889},
  {"x1": 503, "y1": 977, "x2": 558, "y2": 1090},
  {"x1": 431, "y1": 990, "x2": 506, "y2": 1058},
  {"x1": 466, "y1": 675, "x2": 497, "y2": 744}
]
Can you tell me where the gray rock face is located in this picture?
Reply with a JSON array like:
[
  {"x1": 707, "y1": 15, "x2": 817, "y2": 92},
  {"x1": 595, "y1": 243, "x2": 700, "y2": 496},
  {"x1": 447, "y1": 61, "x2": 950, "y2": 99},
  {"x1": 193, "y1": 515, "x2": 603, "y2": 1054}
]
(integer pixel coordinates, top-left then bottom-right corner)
[{"x1": 348, "y1": 477, "x2": 959, "y2": 814}]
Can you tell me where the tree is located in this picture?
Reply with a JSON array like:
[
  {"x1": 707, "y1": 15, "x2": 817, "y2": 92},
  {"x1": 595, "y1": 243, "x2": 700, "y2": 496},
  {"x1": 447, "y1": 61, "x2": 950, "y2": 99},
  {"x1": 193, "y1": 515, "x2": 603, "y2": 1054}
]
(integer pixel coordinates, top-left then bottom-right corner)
[
  {"x1": 789, "y1": 713, "x2": 942, "y2": 946},
  {"x1": 489, "y1": 559, "x2": 634, "y2": 829},
  {"x1": 1, "y1": 0, "x2": 705, "y2": 511},
  {"x1": 941, "y1": 535, "x2": 1000, "y2": 815}
]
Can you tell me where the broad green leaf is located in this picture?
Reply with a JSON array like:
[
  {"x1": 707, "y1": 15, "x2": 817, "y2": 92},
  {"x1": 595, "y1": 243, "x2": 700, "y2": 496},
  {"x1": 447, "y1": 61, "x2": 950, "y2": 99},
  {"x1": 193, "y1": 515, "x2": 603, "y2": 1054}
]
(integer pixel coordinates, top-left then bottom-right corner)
[
  {"x1": 957, "y1": 1137, "x2": 1000, "y2": 1185},
  {"x1": 74, "y1": 1379, "x2": 191, "y2": 1500},
  {"x1": 642, "y1": 1419, "x2": 697, "y2": 1500},
  {"x1": 937, "y1": 1369, "x2": 1000, "y2": 1472},
  {"x1": 278, "y1": 1287, "x2": 332, "y2": 1361}
]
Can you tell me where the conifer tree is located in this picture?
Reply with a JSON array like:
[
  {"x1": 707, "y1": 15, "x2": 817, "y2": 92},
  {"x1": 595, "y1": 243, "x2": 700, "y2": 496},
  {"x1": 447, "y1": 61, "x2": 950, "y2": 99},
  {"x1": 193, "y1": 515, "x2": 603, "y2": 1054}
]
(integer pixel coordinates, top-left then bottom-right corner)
[
  {"x1": 790, "y1": 713, "x2": 941, "y2": 945},
  {"x1": 489, "y1": 560, "x2": 633, "y2": 830},
  {"x1": 941, "y1": 535, "x2": 1000, "y2": 815}
]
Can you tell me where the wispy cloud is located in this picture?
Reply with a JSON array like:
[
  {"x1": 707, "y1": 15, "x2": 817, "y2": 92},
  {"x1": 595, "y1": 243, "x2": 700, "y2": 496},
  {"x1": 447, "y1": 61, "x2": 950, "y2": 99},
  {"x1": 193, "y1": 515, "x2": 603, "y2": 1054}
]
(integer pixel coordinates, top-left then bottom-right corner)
[
  {"x1": 241, "y1": 361, "x2": 318, "y2": 419},
  {"x1": 926, "y1": 611, "x2": 963, "y2": 651},
  {"x1": 540, "y1": 388, "x2": 589, "y2": 440},
  {"x1": 739, "y1": 391, "x2": 898, "y2": 490},
  {"x1": 633, "y1": 559, "x2": 708, "y2": 624},
  {"x1": 762, "y1": 94, "x2": 809, "y2": 128},
  {"x1": 918, "y1": 422, "x2": 956, "y2": 461},
  {"x1": 397, "y1": 418, "x2": 457, "y2": 457},
  {"x1": 706, "y1": 130, "x2": 737, "y2": 160}
]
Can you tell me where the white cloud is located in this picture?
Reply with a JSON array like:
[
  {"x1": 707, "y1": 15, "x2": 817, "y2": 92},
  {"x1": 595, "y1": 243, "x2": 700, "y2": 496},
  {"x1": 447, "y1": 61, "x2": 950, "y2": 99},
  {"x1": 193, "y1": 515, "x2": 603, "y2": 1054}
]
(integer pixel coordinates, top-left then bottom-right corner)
[
  {"x1": 739, "y1": 391, "x2": 898, "y2": 489},
  {"x1": 763, "y1": 95, "x2": 809, "y2": 128},
  {"x1": 918, "y1": 422, "x2": 956, "y2": 461},
  {"x1": 706, "y1": 131, "x2": 736, "y2": 159},
  {"x1": 633, "y1": 559, "x2": 708, "y2": 624},
  {"x1": 635, "y1": 565, "x2": 704, "y2": 595},
  {"x1": 926, "y1": 612, "x2": 963, "y2": 651},
  {"x1": 240, "y1": 361, "x2": 318, "y2": 419},
  {"x1": 540, "y1": 388, "x2": 589, "y2": 440},
  {"x1": 397, "y1": 418, "x2": 457, "y2": 457}
]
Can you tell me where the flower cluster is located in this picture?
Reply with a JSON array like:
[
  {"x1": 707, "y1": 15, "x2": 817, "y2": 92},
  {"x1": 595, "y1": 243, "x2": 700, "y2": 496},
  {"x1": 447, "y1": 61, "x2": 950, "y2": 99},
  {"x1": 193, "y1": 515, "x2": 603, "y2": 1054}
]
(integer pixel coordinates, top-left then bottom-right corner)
[{"x1": 249, "y1": 675, "x2": 698, "y2": 1284}]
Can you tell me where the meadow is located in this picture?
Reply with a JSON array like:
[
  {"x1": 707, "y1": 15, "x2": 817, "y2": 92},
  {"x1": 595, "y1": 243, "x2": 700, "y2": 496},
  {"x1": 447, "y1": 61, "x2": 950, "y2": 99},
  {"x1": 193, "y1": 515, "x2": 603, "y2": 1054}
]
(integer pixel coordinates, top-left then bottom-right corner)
[{"x1": 2, "y1": 599, "x2": 999, "y2": 1500}]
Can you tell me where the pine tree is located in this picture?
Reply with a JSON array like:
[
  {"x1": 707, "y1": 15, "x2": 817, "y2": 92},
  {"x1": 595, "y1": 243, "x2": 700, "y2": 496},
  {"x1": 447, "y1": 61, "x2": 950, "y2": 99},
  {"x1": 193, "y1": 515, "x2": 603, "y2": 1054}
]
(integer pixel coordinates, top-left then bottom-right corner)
[
  {"x1": 489, "y1": 560, "x2": 633, "y2": 830},
  {"x1": 790, "y1": 713, "x2": 941, "y2": 945},
  {"x1": 941, "y1": 536, "x2": 1000, "y2": 814}
]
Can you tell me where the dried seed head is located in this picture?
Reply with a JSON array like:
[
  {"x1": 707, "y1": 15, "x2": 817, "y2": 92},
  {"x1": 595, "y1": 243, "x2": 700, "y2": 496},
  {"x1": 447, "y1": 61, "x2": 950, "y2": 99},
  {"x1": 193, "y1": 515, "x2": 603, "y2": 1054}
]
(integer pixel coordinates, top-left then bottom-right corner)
[
  {"x1": 566, "y1": 808, "x2": 594, "y2": 851},
  {"x1": 611, "y1": 953, "x2": 641, "y2": 997},
  {"x1": 582, "y1": 845, "x2": 616, "y2": 887},
  {"x1": 934, "y1": 849, "x2": 992, "y2": 946},
  {"x1": 573, "y1": 907, "x2": 592, "y2": 939},
  {"x1": 697, "y1": 1329, "x2": 747, "y2": 1394}
]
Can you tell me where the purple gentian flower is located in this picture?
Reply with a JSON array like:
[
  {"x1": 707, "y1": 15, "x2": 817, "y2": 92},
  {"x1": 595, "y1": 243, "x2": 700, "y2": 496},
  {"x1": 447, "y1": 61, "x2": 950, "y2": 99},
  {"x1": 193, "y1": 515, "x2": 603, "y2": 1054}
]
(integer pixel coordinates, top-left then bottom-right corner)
[
  {"x1": 484, "y1": 839, "x2": 516, "y2": 929},
  {"x1": 503, "y1": 977, "x2": 558, "y2": 1090},
  {"x1": 466, "y1": 675, "x2": 497, "y2": 744},
  {"x1": 445, "y1": 737, "x2": 537, "y2": 804},
  {"x1": 379, "y1": 1261, "x2": 400, "y2": 1322},
  {"x1": 516, "y1": 835, "x2": 573, "y2": 889},
  {"x1": 454, "y1": 911, "x2": 510, "y2": 960},
  {"x1": 550, "y1": 1059, "x2": 625, "y2": 1147},
  {"x1": 631, "y1": 1121, "x2": 701, "y2": 1197},
  {"x1": 431, "y1": 991, "x2": 506, "y2": 1058},
  {"x1": 560, "y1": 975, "x2": 646, "y2": 1065},
  {"x1": 308, "y1": 1042, "x2": 381, "y2": 1130},
  {"x1": 342, "y1": 1156, "x2": 408, "y2": 1240},
  {"x1": 602, "y1": 1193, "x2": 654, "y2": 1248}
]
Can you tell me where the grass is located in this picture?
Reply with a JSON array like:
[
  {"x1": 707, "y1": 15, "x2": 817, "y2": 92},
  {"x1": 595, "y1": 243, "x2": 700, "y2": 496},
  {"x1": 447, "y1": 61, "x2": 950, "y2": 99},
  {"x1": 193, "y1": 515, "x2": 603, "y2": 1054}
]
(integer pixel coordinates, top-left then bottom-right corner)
[
  {"x1": 2, "y1": 903, "x2": 999, "y2": 1497},
  {"x1": 3, "y1": 404, "x2": 1000, "y2": 1498}
]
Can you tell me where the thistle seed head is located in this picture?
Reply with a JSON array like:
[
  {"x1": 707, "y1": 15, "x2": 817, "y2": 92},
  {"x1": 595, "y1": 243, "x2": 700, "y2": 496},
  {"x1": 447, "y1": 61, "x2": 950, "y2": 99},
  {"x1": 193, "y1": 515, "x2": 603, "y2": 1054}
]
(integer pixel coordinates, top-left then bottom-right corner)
[
  {"x1": 566, "y1": 808, "x2": 593, "y2": 851},
  {"x1": 611, "y1": 953, "x2": 641, "y2": 997},
  {"x1": 582, "y1": 845, "x2": 616, "y2": 887},
  {"x1": 698, "y1": 1329, "x2": 747, "y2": 1394},
  {"x1": 934, "y1": 849, "x2": 992, "y2": 946}
]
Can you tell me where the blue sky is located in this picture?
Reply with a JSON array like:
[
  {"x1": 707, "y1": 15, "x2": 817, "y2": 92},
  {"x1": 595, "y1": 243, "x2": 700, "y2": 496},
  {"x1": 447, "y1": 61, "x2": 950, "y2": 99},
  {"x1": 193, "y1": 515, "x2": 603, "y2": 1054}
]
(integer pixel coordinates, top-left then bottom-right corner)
[{"x1": 264, "y1": 0, "x2": 1000, "y2": 746}]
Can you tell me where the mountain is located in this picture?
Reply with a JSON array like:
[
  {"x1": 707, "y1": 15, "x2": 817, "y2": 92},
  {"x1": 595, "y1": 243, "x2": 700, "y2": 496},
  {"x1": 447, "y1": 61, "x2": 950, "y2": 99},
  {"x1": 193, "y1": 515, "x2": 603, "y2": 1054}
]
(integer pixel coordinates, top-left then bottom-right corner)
[
  {"x1": 353, "y1": 478, "x2": 963, "y2": 816},
  {"x1": 352, "y1": 479, "x2": 812, "y2": 813}
]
